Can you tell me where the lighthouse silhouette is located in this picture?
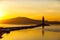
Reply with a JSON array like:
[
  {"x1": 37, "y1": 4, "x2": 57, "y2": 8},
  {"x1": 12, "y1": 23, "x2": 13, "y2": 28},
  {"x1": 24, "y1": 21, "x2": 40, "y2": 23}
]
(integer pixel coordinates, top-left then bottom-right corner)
[{"x1": 42, "y1": 16, "x2": 45, "y2": 39}]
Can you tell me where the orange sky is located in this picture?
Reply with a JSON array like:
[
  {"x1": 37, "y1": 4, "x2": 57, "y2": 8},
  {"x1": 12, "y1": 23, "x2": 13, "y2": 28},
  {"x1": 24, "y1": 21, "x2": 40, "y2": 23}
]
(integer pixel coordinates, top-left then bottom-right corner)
[{"x1": 0, "y1": 0, "x2": 60, "y2": 21}]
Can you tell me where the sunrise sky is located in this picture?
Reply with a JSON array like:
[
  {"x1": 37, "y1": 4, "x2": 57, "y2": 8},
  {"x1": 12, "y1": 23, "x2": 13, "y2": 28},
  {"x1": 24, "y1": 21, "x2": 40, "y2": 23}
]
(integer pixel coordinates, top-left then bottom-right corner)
[{"x1": 0, "y1": 0, "x2": 60, "y2": 21}]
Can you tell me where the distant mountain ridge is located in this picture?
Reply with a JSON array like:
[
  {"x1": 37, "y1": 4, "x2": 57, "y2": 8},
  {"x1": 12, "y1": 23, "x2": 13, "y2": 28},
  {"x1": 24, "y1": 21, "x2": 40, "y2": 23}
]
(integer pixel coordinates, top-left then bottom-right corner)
[
  {"x1": 0, "y1": 17, "x2": 41, "y2": 24},
  {"x1": 0, "y1": 17, "x2": 60, "y2": 25}
]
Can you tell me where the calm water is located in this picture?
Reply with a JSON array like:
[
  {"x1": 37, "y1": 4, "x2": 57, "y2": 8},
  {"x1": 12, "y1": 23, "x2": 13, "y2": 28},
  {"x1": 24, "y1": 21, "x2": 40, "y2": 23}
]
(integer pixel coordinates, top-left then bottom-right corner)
[{"x1": 0, "y1": 24, "x2": 60, "y2": 40}]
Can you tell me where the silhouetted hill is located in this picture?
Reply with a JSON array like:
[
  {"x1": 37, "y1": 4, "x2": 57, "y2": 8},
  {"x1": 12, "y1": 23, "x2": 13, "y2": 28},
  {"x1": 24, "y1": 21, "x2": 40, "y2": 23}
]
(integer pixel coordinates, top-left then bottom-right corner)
[
  {"x1": 0, "y1": 17, "x2": 60, "y2": 25},
  {"x1": 0, "y1": 17, "x2": 41, "y2": 24}
]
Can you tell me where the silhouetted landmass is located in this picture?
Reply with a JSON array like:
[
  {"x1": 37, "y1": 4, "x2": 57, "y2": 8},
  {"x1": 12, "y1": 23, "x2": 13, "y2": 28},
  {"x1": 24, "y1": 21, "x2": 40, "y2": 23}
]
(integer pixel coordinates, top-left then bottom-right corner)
[
  {"x1": 0, "y1": 17, "x2": 41, "y2": 24},
  {"x1": 48, "y1": 21, "x2": 60, "y2": 25},
  {"x1": 0, "y1": 17, "x2": 60, "y2": 25}
]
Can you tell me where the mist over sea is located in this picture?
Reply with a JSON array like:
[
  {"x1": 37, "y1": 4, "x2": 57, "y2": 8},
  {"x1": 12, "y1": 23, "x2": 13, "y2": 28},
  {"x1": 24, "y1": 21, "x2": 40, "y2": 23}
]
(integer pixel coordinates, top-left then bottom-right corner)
[{"x1": 0, "y1": 24, "x2": 60, "y2": 40}]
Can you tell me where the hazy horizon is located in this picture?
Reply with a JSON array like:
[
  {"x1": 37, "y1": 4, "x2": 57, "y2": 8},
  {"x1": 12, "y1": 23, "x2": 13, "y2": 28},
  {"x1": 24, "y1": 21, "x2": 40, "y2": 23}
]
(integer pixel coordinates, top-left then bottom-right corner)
[
  {"x1": 0, "y1": 17, "x2": 60, "y2": 22},
  {"x1": 0, "y1": 0, "x2": 60, "y2": 21}
]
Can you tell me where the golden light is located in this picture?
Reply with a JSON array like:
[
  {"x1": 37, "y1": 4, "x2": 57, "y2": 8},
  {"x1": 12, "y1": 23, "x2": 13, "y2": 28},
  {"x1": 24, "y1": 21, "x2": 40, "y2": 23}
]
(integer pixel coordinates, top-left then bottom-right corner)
[{"x1": 0, "y1": 11, "x2": 4, "y2": 20}]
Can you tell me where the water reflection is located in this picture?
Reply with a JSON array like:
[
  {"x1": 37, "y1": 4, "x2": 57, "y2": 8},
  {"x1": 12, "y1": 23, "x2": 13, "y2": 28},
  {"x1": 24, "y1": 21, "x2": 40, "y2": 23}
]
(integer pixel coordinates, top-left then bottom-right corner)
[
  {"x1": 0, "y1": 24, "x2": 60, "y2": 40},
  {"x1": 1, "y1": 28, "x2": 42, "y2": 40}
]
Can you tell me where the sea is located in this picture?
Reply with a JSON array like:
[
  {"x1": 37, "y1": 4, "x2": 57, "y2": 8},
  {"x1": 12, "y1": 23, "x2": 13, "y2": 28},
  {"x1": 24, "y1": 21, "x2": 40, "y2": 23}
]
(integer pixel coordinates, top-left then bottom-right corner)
[{"x1": 0, "y1": 24, "x2": 60, "y2": 40}]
